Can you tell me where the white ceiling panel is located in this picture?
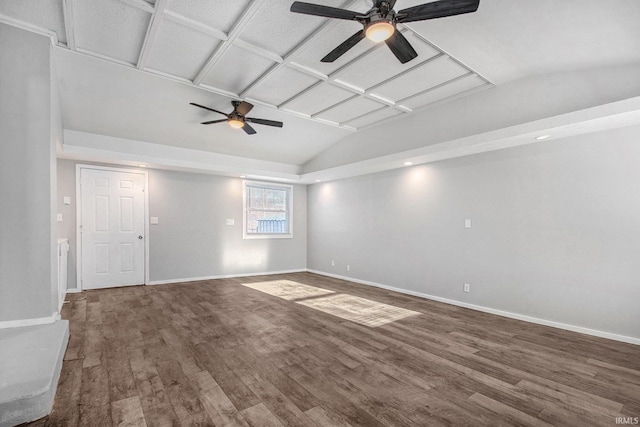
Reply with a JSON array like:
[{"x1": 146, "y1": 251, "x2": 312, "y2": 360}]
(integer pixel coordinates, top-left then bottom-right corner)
[
  {"x1": 402, "y1": 74, "x2": 487, "y2": 109},
  {"x1": 344, "y1": 106, "x2": 403, "y2": 129},
  {"x1": 165, "y1": 0, "x2": 250, "y2": 33},
  {"x1": 248, "y1": 66, "x2": 320, "y2": 106},
  {"x1": 54, "y1": 48, "x2": 352, "y2": 165},
  {"x1": 74, "y1": 0, "x2": 150, "y2": 64},
  {"x1": 371, "y1": 57, "x2": 468, "y2": 102},
  {"x1": 316, "y1": 97, "x2": 384, "y2": 124},
  {"x1": 283, "y1": 82, "x2": 354, "y2": 116},
  {"x1": 200, "y1": 44, "x2": 276, "y2": 95},
  {"x1": 8, "y1": 0, "x2": 639, "y2": 173},
  {"x1": 333, "y1": 32, "x2": 440, "y2": 90},
  {"x1": 241, "y1": 0, "x2": 346, "y2": 57},
  {"x1": 0, "y1": 0, "x2": 66, "y2": 43},
  {"x1": 145, "y1": 19, "x2": 220, "y2": 80}
]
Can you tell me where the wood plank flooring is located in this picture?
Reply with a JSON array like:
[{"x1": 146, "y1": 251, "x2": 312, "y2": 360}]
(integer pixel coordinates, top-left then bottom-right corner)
[{"x1": 24, "y1": 272, "x2": 640, "y2": 426}]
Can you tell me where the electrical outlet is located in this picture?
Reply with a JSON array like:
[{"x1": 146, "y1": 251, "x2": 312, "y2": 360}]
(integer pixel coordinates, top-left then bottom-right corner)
[
  {"x1": 331, "y1": 260, "x2": 335, "y2": 267},
  {"x1": 463, "y1": 283, "x2": 470, "y2": 293},
  {"x1": 347, "y1": 264, "x2": 350, "y2": 272}
]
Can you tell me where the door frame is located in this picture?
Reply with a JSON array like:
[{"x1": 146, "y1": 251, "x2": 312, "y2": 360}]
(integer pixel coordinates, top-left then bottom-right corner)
[{"x1": 75, "y1": 164, "x2": 150, "y2": 290}]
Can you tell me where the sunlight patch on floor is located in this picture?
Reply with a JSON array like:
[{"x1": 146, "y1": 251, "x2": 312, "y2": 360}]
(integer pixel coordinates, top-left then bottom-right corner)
[
  {"x1": 241, "y1": 280, "x2": 335, "y2": 300},
  {"x1": 242, "y1": 280, "x2": 420, "y2": 327},
  {"x1": 296, "y1": 293, "x2": 420, "y2": 327}
]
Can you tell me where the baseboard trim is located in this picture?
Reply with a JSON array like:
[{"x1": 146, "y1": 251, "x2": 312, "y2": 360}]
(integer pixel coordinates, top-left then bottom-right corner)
[
  {"x1": 65, "y1": 288, "x2": 81, "y2": 294},
  {"x1": 148, "y1": 269, "x2": 308, "y2": 286},
  {"x1": 306, "y1": 269, "x2": 640, "y2": 346},
  {"x1": 0, "y1": 314, "x2": 58, "y2": 330}
]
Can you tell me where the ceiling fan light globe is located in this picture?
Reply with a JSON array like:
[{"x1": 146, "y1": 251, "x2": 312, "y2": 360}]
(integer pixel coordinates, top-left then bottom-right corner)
[
  {"x1": 228, "y1": 119, "x2": 244, "y2": 129},
  {"x1": 365, "y1": 21, "x2": 395, "y2": 42}
]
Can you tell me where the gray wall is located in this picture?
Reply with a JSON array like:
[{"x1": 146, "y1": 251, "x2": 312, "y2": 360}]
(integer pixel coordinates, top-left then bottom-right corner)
[
  {"x1": 57, "y1": 160, "x2": 307, "y2": 288},
  {"x1": 307, "y1": 125, "x2": 640, "y2": 339},
  {"x1": 0, "y1": 23, "x2": 57, "y2": 321}
]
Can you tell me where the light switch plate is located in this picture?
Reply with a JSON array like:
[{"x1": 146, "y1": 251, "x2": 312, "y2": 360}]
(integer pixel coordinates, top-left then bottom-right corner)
[
  {"x1": 464, "y1": 219, "x2": 472, "y2": 229},
  {"x1": 150, "y1": 217, "x2": 159, "y2": 225},
  {"x1": 226, "y1": 219, "x2": 235, "y2": 226},
  {"x1": 63, "y1": 196, "x2": 71, "y2": 205},
  {"x1": 57, "y1": 213, "x2": 63, "y2": 222}
]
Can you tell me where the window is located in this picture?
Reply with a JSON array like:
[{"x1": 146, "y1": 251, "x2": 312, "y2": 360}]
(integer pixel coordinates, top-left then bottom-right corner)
[{"x1": 243, "y1": 180, "x2": 293, "y2": 238}]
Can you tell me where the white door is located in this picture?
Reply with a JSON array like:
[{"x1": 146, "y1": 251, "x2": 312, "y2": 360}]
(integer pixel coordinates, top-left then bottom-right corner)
[{"x1": 80, "y1": 168, "x2": 146, "y2": 289}]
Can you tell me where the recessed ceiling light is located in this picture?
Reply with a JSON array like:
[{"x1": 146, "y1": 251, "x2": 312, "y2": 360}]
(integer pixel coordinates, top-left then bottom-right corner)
[
  {"x1": 315, "y1": 179, "x2": 321, "y2": 182},
  {"x1": 239, "y1": 175, "x2": 246, "y2": 178},
  {"x1": 535, "y1": 135, "x2": 551, "y2": 140},
  {"x1": 137, "y1": 164, "x2": 147, "y2": 168},
  {"x1": 404, "y1": 161, "x2": 413, "y2": 166}
]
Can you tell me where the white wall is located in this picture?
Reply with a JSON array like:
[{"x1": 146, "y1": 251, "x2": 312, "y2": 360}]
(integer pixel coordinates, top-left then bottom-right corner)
[
  {"x1": 57, "y1": 160, "x2": 307, "y2": 288},
  {"x1": 307, "y1": 125, "x2": 640, "y2": 340},
  {"x1": 0, "y1": 23, "x2": 57, "y2": 322}
]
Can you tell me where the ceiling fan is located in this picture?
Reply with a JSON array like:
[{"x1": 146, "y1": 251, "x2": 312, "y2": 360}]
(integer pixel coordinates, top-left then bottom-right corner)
[
  {"x1": 290, "y1": 0, "x2": 480, "y2": 64},
  {"x1": 190, "y1": 101, "x2": 284, "y2": 135}
]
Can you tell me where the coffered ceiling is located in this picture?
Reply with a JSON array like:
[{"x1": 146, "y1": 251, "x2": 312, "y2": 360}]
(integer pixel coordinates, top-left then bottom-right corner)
[{"x1": 2, "y1": 0, "x2": 640, "y2": 175}]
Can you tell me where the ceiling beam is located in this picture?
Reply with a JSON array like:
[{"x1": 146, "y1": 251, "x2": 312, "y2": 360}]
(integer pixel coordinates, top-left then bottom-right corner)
[
  {"x1": 234, "y1": 39, "x2": 283, "y2": 64},
  {"x1": 239, "y1": 0, "x2": 363, "y2": 99},
  {"x1": 61, "y1": 0, "x2": 76, "y2": 50},
  {"x1": 277, "y1": 29, "x2": 418, "y2": 115},
  {"x1": 397, "y1": 71, "x2": 475, "y2": 104},
  {"x1": 400, "y1": 22, "x2": 495, "y2": 86},
  {"x1": 137, "y1": 0, "x2": 169, "y2": 70},
  {"x1": 117, "y1": 0, "x2": 154, "y2": 14},
  {"x1": 163, "y1": 10, "x2": 228, "y2": 41},
  {"x1": 311, "y1": 94, "x2": 360, "y2": 118},
  {"x1": 193, "y1": 0, "x2": 268, "y2": 86}
]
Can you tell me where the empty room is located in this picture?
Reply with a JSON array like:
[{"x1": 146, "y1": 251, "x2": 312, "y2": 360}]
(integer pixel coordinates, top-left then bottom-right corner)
[{"x1": 1, "y1": 0, "x2": 640, "y2": 426}]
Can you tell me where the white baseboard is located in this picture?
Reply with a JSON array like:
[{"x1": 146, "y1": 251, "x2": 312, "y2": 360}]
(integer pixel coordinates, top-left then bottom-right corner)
[
  {"x1": 65, "y1": 288, "x2": 81, "y2": 293},
  {"x1": 147, "y1": 269, "x2": 308, "y2": 286},
  {"x1": 306, "y1": 269, "x2": 640, "y2": 346},
  {"x1": 0, "y1": 314, "x2": 58, "y2": 330}
]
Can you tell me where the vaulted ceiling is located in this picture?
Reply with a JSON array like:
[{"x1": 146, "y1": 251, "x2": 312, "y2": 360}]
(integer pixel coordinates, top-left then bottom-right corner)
[{"x1": 2, "y1": 0, "x2": 640, "y2": 180}]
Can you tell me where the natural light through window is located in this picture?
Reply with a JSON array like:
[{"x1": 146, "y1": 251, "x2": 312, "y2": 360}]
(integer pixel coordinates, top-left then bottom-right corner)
[
  {"x1": 243, "y1": 181, "x2": 292, "y2": 239},
  {"x1": 241, "y1": 280, "x2": 420, "y2": 327}
]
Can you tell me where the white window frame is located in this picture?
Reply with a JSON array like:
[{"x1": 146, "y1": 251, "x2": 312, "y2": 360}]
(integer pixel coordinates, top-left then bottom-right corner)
[{"x1": 243, "y1": 180, "x2": 293, "y2": 239}]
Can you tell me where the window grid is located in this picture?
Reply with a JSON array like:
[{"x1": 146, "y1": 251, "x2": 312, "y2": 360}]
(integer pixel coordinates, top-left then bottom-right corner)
[{"x1": 243, "y1": 181, "x2": 293, "y2": 239}]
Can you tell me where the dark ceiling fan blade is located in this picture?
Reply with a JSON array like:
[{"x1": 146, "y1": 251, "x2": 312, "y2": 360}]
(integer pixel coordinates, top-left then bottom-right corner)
[
  {"x1": 396, "y1": 0, "x2": 479, "y2": 23},
  {"x1": 385, "y1": 30, "x2": 418, "y2": 64},
  {"x1": 231, "y1": 101, "x2": 253, "y2": 116},
  {"x1": 246, "y1": 118, "x2": 284, "y2": 128},
  {"x1": 201, "y1": 119, "x2": 228, "y2": 125},
  {"x1": 242, "y1": 123, "x2": 257, "y2": 135},
  {"x1": 322, "y1": 29, "x2": 366, "y2": 63},
  {"x1": 235, "y1": 101, "x2": 254, "y2": 116},
  {"x1": 189, "y1": 102, "x2": 228, "y2": 117},
  {"x1": 290, "y1": 1, "x2": 361, "y2": 20}
]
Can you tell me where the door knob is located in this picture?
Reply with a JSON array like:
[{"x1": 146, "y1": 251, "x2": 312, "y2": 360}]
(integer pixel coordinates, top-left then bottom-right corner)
[{"x1": 138, "y1": 235, "x2": 143, "y2": 239}]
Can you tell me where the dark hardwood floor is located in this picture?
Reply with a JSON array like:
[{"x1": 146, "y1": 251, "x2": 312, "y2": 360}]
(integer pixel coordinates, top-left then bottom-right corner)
[{"x1": 25, "y1": 272, "x2": 640, "y2": 426}]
